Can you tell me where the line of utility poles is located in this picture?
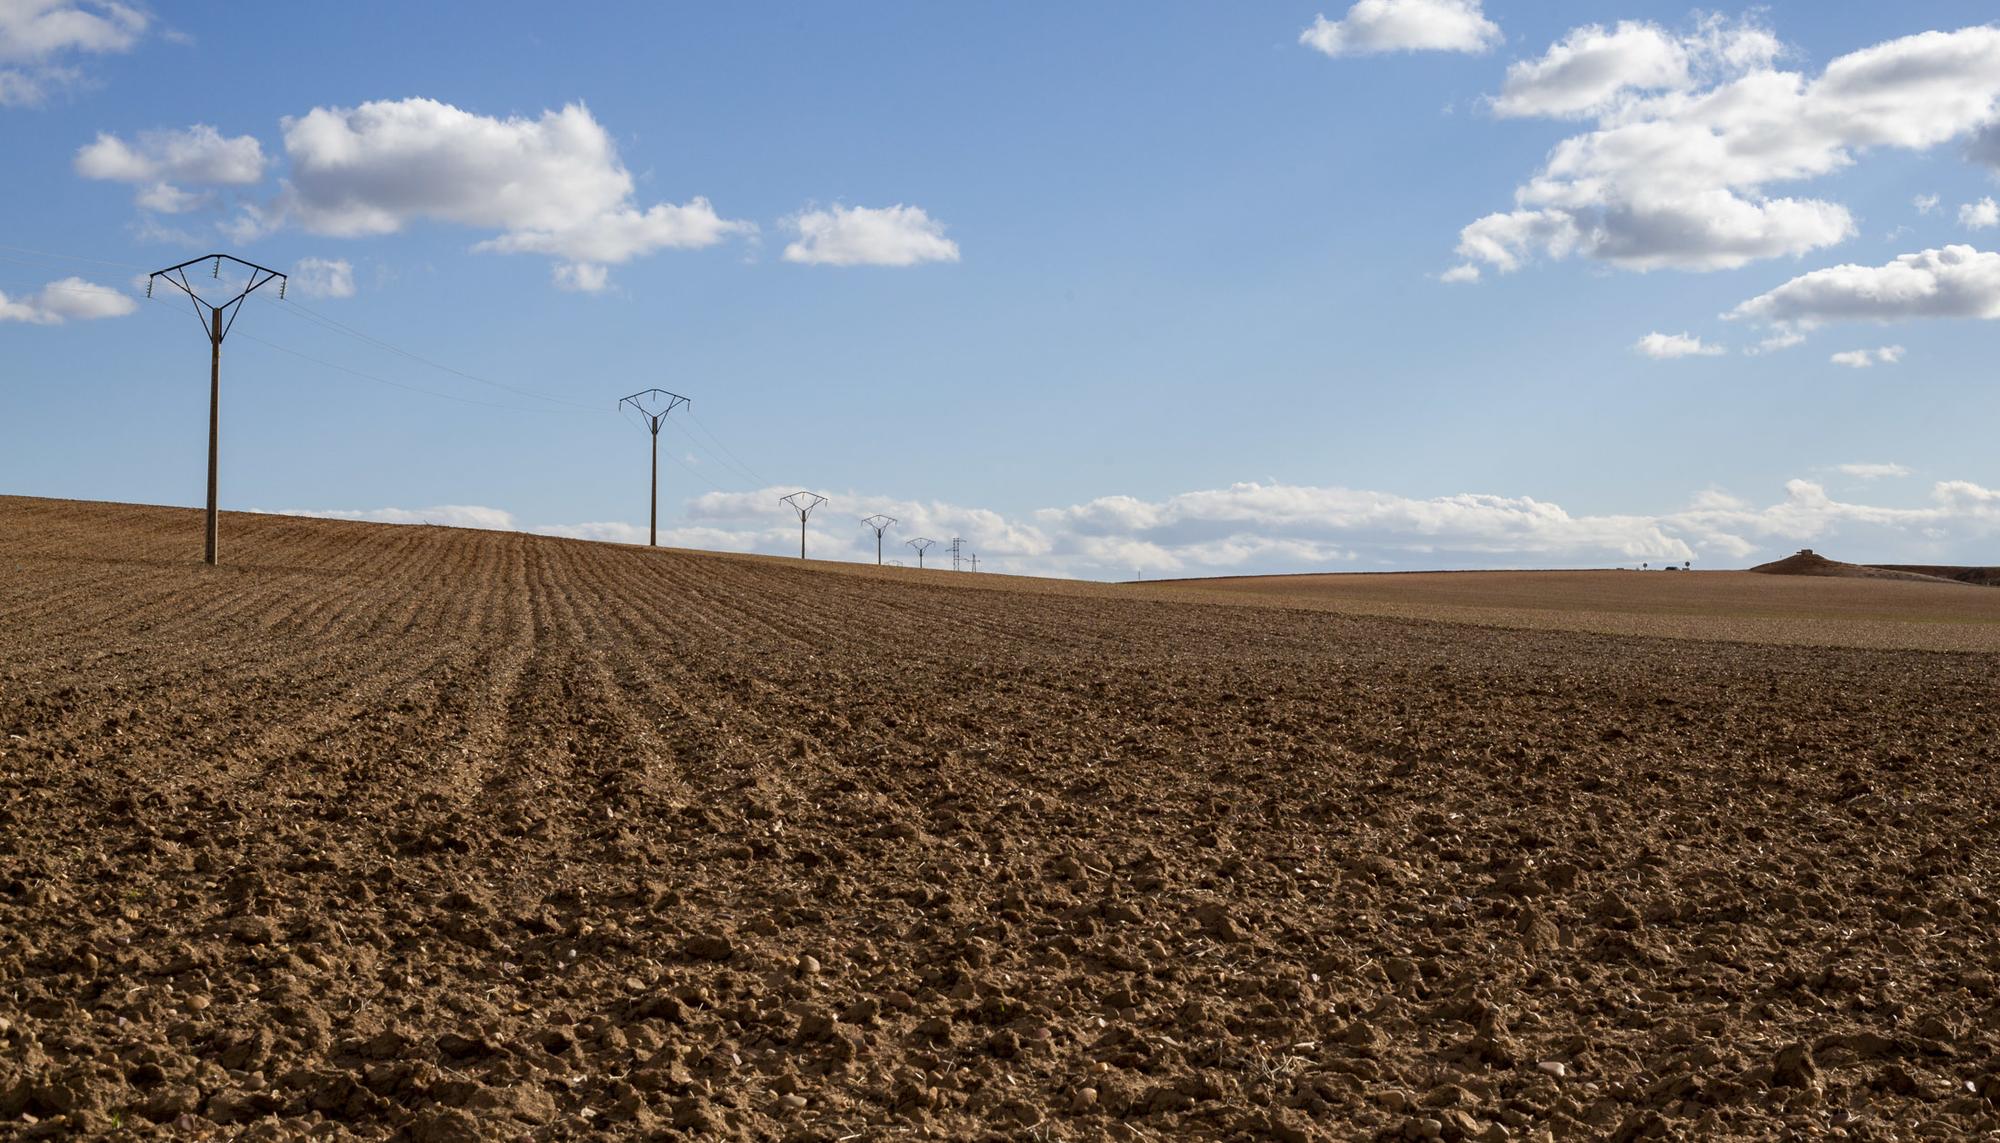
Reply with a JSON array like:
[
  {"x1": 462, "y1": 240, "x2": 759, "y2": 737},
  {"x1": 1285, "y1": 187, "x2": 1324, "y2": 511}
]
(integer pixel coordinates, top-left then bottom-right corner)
[
  {"x1": 146, "y1": 251, "x2": 990, "y2": 576},
  {"x1": 148, "y1": 254, "x2": 288, "y2": 566},
  {"x1": 619, "y1": 389, "x2": 689, "y2": 547}
]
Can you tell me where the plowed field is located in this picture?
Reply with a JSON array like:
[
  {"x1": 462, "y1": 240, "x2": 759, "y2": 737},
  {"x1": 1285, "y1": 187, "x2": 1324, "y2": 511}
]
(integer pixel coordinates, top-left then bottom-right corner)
[{"x1": 3, "y1": 495, "x2": 1998, "y2": 1141}]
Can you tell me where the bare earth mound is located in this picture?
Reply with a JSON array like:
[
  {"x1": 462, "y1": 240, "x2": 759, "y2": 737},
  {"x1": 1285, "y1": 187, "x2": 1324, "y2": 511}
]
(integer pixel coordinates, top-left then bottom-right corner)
[{"x1": 3, "y1": 496, "x2": 1999, "y2": 1140}]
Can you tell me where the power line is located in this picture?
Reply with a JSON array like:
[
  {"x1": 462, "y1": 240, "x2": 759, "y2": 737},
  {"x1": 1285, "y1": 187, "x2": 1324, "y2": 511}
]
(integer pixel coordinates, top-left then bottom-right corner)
[
  {"x1": 0, "y1": 243, "x2": 147, "y2": 271},
  {"x1": 248, "y1": 293, "x2": 599, "y2": 411},
  {"x1": 686, "y1": 408, "x2": 774, "y2": 487}
]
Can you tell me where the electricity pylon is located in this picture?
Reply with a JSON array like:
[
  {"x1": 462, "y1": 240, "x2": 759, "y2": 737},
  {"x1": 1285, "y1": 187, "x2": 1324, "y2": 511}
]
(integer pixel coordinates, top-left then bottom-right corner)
[
  {"x1": 861, "y1": 514, "x2": 897, "y2": 565},
  {"x1": 949, "y1": 536, "x2": 966, "y2": 572},
  {"x1": 147, "y1": 254, "x2": 287, "y2": 566},
  {"x1": 907, "y1": 537, "x2": 935, "y2": 568},
  {"x1": 781, "y1": 492, "x2": 828, "y2": 559},
  {"x1": 968, "y1": 552, "x2": 980, "y2": 572},
  {"x1": 619, "y1": 389, "x2": 690, "y2": 547}
]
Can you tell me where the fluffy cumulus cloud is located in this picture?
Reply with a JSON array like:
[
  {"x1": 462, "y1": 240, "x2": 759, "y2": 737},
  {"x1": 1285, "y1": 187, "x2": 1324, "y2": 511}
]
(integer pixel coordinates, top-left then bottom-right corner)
[
  {"x1": 74, "y1": 124, "x2": 265, "y2": 184},
  {"x1": 0, "y1": 0, "x2": 148, "y2": 107},
  {"x1": 288, "y1": 257, "x2": 354, "y2": 299},
  {"x1": 0, "y1": 275, "x2": 136, "y2": 323},
  {"x1": 782, "y1": 204, "x2": 960, "y2": 267},
  {"x1": 1667, "y1": 479, "x2": 2000, "y2": 562},
  {"x1": 269, "y1": 474, "x2": 2000, "y2": 577},
  {"x1": 1837, "y1": 462, "x2": 1911, "y2": 480},
  {"x1": 1960, "y1": 197, "x2": 1999, "y2": 229},
  {"x1": 277, "y1": 98, "x2": 751, "y2": 287},
  {"x1": 1731, "y1": 245, "x2": 2000, "y2": 330},
  {"x1": 74, "y1": 123, "x2": 269, "y2": 221},
  {"x1": 1634, "y1": 331, "x2": 1723, "y2": 359},
  {"x1": 1299, "y1": 0, "x2": 1500, "y2": 58},
  {"x1": 1491, "y1": 20, "x2": 1705, "y2": 119},
  {"x1": 1829, "y1": 346, "x2": 1904, "y2": 368},
  {"x1": 1457, "y1": 22, "x2": 2000, "y2": 276}
]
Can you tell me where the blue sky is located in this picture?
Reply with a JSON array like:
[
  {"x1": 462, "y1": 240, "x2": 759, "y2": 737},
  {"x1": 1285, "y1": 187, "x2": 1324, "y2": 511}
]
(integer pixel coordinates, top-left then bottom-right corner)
[{"x1": 4, "y1": 1, "x2": 2000, "y2": 577}]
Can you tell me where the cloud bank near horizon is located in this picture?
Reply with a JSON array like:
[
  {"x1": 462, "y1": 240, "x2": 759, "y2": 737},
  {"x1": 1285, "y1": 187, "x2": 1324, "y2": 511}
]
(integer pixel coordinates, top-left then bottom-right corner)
[{"x1": 266, "y1": 472, "x2": 2000, "y2": 580}]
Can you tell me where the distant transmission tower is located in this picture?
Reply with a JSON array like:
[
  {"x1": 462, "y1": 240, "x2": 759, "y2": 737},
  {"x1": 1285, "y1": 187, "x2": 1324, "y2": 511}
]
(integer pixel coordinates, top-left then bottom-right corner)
[
  {"x1": 907, "y1": 537, "x2": 936, "y2": 568},
  {"x1": 860, "y1": 514, "x2": 897, "y2": 565},
  {"x1": 619, "y1": 388, "x2": 690, "y2": 547},
  {"x1": 147, "y1": 254, "x2": 288, "y2": 566},
  {"x1": 949, "y1": 536, "x2": 966, "y2": 571},
  {"x1": 968, "y1": 552, "x2": 980, "y2": 572},
  {"x1": 781, "y1": 492, "x2": 828, "y2": 559}
]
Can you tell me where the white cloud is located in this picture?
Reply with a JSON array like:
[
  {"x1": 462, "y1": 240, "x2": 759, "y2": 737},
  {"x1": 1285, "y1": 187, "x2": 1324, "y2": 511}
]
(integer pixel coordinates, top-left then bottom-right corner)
[
  {"x1": 551, "y1": 262, "x2": 609, "y2": 293},
  {"x1": 1959, "y1": 196, "x2": 1999, "y2": 229},
  {"x1": 1634, "y1": 330, "x2": 1724, "y2": 359},
  {"x1": 782, "y1": 204, "x2": 960, "y2": 267},
  {"x1": 269, "y1": 505, "x2": 519, "y2": 530},
  {"x1": 75, "y1": 124, "x2": 267, "y2": 218},
  {"x1": 0, "y1": 0, "x2": 148, "y2": 107},
  {"x1": 1438, "y1": 263, "x2": 1480, "y2": 283},
  {"x1": 1731, "y1": 245, "x2": 2000, "y2": 328},
  {"x1": 1830, "y1": 346, "x2": 1903, "y2": 368},
  {"x1": 0, "y1": 275, "x2": 135, "y2": 323},
  {"x1": 1492, "y1": 21, "x2": 1690, "y2": 119},
  {"x1": 267, "y1": 473, "x2": 2000, "y2": 577},
  {"x1": 1914, "y1": 193, "x2": 1940, "y2": 214},
  {"x1": 132, "y1": 181, "x2": 210, "y2": 213},
  {"x1": 278, "y1": 98, "x2": 751, "y2": 286},
  {"x1": 1299, "y1": 0, "x2": 1501, "y2": 58},
  {"x1": 1753, "y1": 329, "x2": 1806, "y2": 353},
  {"x1": 1458, "y1": 22, "x2": 2000, "y2": 275},
  {"x1": 75, "y1": 124, "x2": 266, "y2": 184},
  {"x1": 1493, "y1": 16, "x2": 1784, "y2": 120},
  {"x1": 289, "y1": 257, "x2": 354, "y2": 299},
  {"x1": 1837, "y1": 462, "x2": 1911, "y2": 480}
]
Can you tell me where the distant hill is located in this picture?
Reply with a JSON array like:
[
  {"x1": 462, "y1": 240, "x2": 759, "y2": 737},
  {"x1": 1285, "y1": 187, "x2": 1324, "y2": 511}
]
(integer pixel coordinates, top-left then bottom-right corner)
[
  {"x1": 1870, "y1": 564, "x2": 2000, "y2": 587},
  {"x1": 1750, "y1": 549, "x2": 1997, "y2": 586}
]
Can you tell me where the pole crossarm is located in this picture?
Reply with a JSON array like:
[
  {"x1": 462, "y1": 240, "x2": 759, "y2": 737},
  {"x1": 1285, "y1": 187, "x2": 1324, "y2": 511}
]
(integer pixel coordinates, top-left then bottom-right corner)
[
  {"x1": 618, "y1": 389, "x2": 690, "y2": 548},
  {"x1": 619, "y1": 388, "x2": 690, "y2": 432},
  {"x1": 781, "y1": 491, "x2": 829, "y2": 519},
  {"x1": 148, "y1": 254, "x2": 287, "y2": 344}
]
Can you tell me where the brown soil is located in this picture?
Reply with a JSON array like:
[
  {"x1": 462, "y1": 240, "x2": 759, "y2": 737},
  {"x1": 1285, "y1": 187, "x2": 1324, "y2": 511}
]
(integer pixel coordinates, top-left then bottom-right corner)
[{"x1": 3, "y1": 495, "x2": 1999, "y2": 1141}]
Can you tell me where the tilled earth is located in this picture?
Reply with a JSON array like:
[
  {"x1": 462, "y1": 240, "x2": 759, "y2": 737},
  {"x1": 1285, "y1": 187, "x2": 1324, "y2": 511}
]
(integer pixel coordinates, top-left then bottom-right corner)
[{"x1": 2, "y1": 495, "x2": 1998, "y2": 1141}]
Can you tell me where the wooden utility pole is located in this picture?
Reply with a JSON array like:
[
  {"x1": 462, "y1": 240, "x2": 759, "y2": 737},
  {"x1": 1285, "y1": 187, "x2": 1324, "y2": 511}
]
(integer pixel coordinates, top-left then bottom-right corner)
[
  {"x1": 148, "y1": 255, "x2": 288, "y2": 567},
  {"x1": 619, "y1": 389, "x2": 690, "y2": 547},
  {"x1": 780, "y1": 492, "x2": 828, "y2": 559}
]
